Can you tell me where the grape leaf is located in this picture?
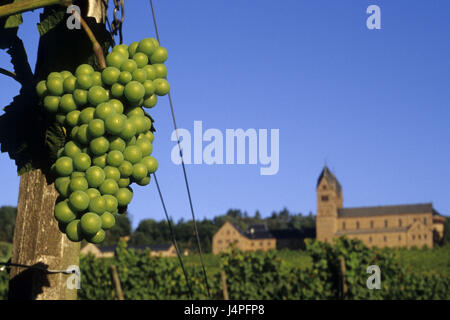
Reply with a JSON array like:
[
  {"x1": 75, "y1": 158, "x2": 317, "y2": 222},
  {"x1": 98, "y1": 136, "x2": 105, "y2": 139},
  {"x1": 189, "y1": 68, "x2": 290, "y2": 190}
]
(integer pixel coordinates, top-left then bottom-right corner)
[
  {"x1": 7, "y1": 36, "x2": 33, "y2": 85},
  {"x1": 37, "y1": 6, "x2": 65, "y2": 36},
  {"x1": 0, "y1": 86, "x2": 66, "y2": 176},
  {"x1": 0, "y1": 88, "x2": 42, "y2": 175},
  {"x1": 0, "y1": 4, "x2": 113, "y2": 176},
  {"x1": 0, "y1": 0, "x2": 23, "y2": 28},
  {"x1": 44, "y1": 120, "x2": 66, "y2": 165},
  {"x1": 0, "y1": 0, "x2": 23, "y2": 49}
]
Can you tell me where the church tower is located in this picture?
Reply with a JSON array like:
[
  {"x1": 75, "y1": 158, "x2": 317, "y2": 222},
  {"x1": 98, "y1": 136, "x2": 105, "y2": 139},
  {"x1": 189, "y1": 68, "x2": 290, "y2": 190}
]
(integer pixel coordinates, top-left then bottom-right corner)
[{"x1": 316, "y1": 166, "x2": 343, "y2": 243}]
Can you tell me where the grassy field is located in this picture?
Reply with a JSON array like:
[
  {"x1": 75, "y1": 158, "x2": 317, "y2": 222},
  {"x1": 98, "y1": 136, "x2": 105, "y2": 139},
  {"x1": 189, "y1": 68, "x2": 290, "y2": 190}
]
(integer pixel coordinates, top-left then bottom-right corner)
[
  {"x1": 394, "y1": 245, "x2": 450, "y2": 274},
  {"x1": 2, "y1": 241, "x2": 449, "y2": 275},
  {"x1": 169, "y1": 245, "x2": 450, "y2": 276}
]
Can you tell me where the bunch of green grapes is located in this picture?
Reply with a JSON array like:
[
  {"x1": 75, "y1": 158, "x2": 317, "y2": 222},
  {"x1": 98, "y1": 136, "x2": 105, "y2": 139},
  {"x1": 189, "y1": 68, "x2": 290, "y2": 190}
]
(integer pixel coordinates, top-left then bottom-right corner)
[{"x1": 35, "y1": 38, "x2": 168, "y2": 244}]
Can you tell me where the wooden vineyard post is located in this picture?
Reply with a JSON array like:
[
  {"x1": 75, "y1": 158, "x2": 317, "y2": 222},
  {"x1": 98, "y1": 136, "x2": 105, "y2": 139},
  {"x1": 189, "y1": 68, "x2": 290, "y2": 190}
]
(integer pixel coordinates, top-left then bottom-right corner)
[
  {"x1": 8, "y1": 170, "x2": 79, "y2": 300},
  {"x1": 221, "y1": 270, "x2": 229, "y2": 300},
  {"x1": 5, "y1": 0, "x2": 107, "y2": 300},
  {"x1": 111, "y1": 265, "x2": 124, "y2": 300},
  {"x1": 338, "y1": 256, "x2": 347, "y2": 300}
]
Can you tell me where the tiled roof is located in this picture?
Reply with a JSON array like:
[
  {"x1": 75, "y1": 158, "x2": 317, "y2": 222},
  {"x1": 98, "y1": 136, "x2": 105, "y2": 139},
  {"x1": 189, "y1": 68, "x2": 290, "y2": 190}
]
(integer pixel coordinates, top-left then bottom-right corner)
[
  {"x1": 317, "y1": 166, "x2": 342, "y2": 194},
  {"x1": 338, "y1": 203, "x2": 433, "y2": 218},
  {"x1": 98, "y1": 245, "x2": 116, "y2": 253},
  {"x1": 230, "y1": 222, "x2": 309, "y2": 240},
  {"x1": 270, "y1": 228, "x2": 313, "y2": 239}
]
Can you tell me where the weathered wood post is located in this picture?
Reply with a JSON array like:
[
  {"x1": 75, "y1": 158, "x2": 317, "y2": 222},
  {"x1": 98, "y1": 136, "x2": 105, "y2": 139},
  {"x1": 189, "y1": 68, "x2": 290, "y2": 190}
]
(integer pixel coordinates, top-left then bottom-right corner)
[
  {"x1": 110, "y1": 265, "x2": 124, "y2": 300},
  {"x1": 221, "y1": 270, "x2": 229, "y2": 300},
  {"x1": 9, "y1": 170, "x2": 80, "y2": 299},
  {"x1": 338, "y1": 256, "x2": 347, "y2": 300},
  {"x1": 7, "y1": 0, "x2": 108, "y2": 300}
]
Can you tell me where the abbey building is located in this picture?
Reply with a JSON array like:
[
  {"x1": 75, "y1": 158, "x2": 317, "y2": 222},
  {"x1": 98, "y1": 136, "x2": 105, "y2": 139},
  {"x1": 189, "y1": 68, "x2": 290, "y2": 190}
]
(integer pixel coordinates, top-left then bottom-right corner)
[{"x1": 315, "y1": 166, "x2": 445, "y2": 248}]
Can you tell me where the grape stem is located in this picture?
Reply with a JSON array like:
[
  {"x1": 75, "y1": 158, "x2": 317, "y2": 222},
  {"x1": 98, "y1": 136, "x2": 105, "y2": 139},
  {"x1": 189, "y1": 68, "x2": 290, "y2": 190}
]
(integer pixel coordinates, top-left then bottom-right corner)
[
  {"x1": 0, "y1": 0, "x2": 71, "y2": 18},
  {"x1": 72, "y1": 9, "x2": 106, "y2": 70},
  {"x1": 0, "y1": 67, "x2": 17, "y2": 81}
]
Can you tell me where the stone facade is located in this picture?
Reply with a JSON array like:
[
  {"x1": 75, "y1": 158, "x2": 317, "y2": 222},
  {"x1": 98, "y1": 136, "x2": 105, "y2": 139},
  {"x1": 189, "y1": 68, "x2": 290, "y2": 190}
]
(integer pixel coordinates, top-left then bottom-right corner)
[
  {"x1": 315, "y1": 166, "x2": 444, "y2": 248},
  {"x1": 212, "y1": 222, "x2": 276, "y2": 255},
  {"x1": 80, "y1": 243, "x2": 182, "y2": 258}
]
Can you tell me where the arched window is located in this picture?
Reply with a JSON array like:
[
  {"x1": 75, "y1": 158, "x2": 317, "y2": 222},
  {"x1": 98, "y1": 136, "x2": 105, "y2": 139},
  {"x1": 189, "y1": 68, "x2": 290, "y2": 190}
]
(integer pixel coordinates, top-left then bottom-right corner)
[
  {"x1": 384, "y1": 220, "x2": 388, "y2": 228},
  {"x1": 384, "y1": 236, "x2": 387, "y2": 242},
  {"x1": 342, "y1": 222, "x2": 346, "y2": 230},
  {"x1": 370, "y1": 221, "x2": 374, "y2": 229},
  {"x1": 398, "y1": 219, "x2": 402, "y2": 227},
  {"x1": 356, "y1": 221, "x2": 360, "y2": 229}
]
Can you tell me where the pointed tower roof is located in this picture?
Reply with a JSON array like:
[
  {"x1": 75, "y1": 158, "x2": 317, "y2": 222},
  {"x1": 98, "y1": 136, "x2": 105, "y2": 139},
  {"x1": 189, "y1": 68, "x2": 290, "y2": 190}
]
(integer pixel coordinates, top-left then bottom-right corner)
[{"x1": 317, "y1": 166, "x2": 342, "y2": 194}]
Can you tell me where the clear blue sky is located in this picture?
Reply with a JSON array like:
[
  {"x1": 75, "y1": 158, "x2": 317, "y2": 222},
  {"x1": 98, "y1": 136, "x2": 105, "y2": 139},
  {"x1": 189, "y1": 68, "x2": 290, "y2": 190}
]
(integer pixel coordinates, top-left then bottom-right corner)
[{"x1": 0, "y1": 0, "x2": 449, "y2": 229}]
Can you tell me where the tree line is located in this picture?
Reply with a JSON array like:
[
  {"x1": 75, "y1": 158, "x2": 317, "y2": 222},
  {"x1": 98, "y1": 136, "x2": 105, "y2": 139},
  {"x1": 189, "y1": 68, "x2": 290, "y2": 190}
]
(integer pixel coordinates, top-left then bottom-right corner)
[
  {"x1": 0, "y1": 206, "x2": 316, "y2": 252},
  {"x1": 1, "y1": 206, "x2": 449, "y2": 253}
]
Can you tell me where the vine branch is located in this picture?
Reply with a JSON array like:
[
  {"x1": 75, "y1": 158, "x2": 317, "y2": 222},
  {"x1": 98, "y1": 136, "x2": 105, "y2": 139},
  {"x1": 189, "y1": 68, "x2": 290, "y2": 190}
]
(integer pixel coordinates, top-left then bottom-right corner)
[
  {"x1": 72, "y1": 9, "x2": 106, "y2": 70},
  {"x1": 0, "y1": 0, "x2": 71, "y2": 19},
  {"x1": 0, "y1": 67, "x2": 17, "y2": 81}
]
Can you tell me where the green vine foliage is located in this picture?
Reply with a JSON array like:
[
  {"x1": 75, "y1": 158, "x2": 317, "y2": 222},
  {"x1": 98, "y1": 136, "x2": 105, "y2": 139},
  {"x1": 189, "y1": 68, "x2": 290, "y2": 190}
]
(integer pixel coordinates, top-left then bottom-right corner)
[
  {"x1": 0, "y1": 4, "x2": 113, "y2": 176},
  {"x1": 0, "y1": 238, "x2": 449, "y2": 299},
  {"x1": 78, "y1": 240, "x2": 220, "y2": 300},
  {"x1": 79, "y1": 238, "x2": 449, "y2": 300}
]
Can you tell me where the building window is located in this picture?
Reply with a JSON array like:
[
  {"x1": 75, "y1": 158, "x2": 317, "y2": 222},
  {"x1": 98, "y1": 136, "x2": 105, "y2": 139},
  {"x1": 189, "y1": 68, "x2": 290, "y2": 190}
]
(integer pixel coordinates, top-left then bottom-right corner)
[
  {"x1": 218, "y1": 240, "x2": 222, "y2": 244},
  {"x1": 412, "y1": 235, "x2": 415, "y2": 240},
  {"x1": 413, "y1": 218, "x2": 417, "y2": 222},
  {"x1": 398, "y1": 219, "x2": 402, "y2": 227},
  {"x1": 260, "y1": 242, "x2": 263, "y2": 247},
  {"x1": 398, "y1": 235, "x2": 401, "y2": 241},
  {"x1": 321, "y1": 195, "x2": 329, "y2": 201},
  {"x1": 226, "y1": 240, "x2": 230, "y2": 243},
  {"x1": 227, "y1": 231, "x2": 230, "y2": 235},
  {"x1": 424, "y1": 234, "x2": 427, "y2": 239},
  {"x1": 423, "y1": 218, "x2": 427, "y2": 225},
  {"x1": 251, "y1": 242, "x2": 254, "y2": 247},
  {"x1": 418, "y1": 235, "x2": 421, "y2": 240},
  {"x1": 384, "y1": 236, "x2": 387, "y2": 242},
  {"x1": 322, "y1": 185, "x2": 327, "y2": 190},
  {"x1": 370, "y1": 221, "x2": 374, "y2": 229},
  {"x1": 356, "y1": 221, "x2": 360, "y2": 229},
  {"x1": 369, "y1": 237, "x2": 372, "y2": 243},
  {"x1": 342, "y1": 222, "x2": 346, "y2": 230},
  {"x1": 384, "y1": 220, "x2": 388, "y2": 228}
]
